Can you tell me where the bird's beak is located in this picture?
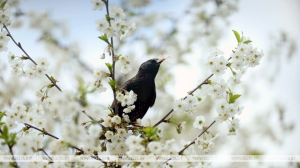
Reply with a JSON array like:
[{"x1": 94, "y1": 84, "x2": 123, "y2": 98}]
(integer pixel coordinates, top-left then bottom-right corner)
[{"x1": 157, "y1": 58, "x2": 165, "y2": 64}]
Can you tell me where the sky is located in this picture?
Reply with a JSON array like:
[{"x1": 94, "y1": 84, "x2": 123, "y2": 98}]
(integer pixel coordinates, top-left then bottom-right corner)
[{"x1": 1, "y1": 0, "x2": 300, "y2": 162}]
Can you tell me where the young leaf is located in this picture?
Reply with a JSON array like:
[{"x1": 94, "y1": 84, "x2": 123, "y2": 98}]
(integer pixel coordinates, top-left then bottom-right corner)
[
  {"x1": 2, "y1": 125, "x2": 9, "y2": 142},
  {"x1": 0, "y1": 112, "x2": 5, "y2": 121},
  {"x1": 9, "y1": 133, "x2": 17, "y2": 146},
  {"x1": 108, "y1": 79, "x2": 116, "y2": 89},
  {"x1": 232, "y1": 30, "x2": 241, "y2": 43},
  {"x1": 105, "y1": 63, "x2": 112, "y2": 72},
  {"x1": 143, "y1": 126, "x2": 158, "y2": 137},
  {"x1": 229, "y1": 93, "x2": 241, "y2": 104},
  {"x1": 98, "y1": 34, "x2": 109, "y2": 44},
  {"x1": 3, "y1": 125, "x2": 8, "y2": 136},
  {"x1": 0, "y1": 0, "x2": 7, "y2": 9},
  {"x1": 243, "y1": 40, "x2": 252, "y2": 44}
]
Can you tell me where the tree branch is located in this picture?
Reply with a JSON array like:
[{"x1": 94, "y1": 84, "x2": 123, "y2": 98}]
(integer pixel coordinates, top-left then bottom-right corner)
[
  {"x1": 178, "y1": 120, "x2": 216, "y2": 155},
  {"x1": 162, "y1": 120, "x2": 216, "y2": 164},
  {"x1": 3, "y1": 23, "x2": 62, "y2": 92},
  {"x1": 24, "y1": 123, "x2": 59, "y2": 140},
  {"x1": 39, "y1": 148, "x2": 53, "y2": 163},
  {"x1": 24, "y1": 123, "x2": 106, "y2": 163},
  {"x1": 0, "y1": 128, "x2": 18, "y2": 168},
  {"x1": 102, "y1": 0, "x2": 117, "y2": 113},
  {"x1": 154, "y1": 57, "x2": 232, "y2": 127},
  {"x1": 8, "y1": 145, "x2": 18, "y2": 168},
  {"x1": 81, "y1": 110, "x2": 105, "y2": 129},
  {"x1": 154, "y1": 74, "x2": 213, "y2": 127}
]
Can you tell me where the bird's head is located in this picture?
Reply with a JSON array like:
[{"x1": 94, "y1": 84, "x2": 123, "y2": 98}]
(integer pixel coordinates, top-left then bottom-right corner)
[{"x1": 137, "y1": 58, "x2": 165, "y2": 77}]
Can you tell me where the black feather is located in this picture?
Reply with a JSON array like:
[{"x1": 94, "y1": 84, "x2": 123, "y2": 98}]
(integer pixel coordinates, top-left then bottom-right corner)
[{"x1": 112, "y1": 58, "x2": 164, "y2": 121}]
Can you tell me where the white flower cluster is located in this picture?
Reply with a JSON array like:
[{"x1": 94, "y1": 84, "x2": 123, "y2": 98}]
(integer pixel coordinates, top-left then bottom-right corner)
[
  {"x1": 45, "y1": 122, "x2": 102, "y2": 156},
  {"x1": 0, "y1": 3, "x2": 11, "y2": 27},
  {"x1": 206, "y1": 42, "x2": 264, "y2": 80},
  {"x1": 5, "y1": 102, "x2": 47, "y2": 129},
  {"x1": 8, "y1": 53, "x2": 50, "y2": 78},
  {"x1": 206, "y1": 48, "x2": 228, "y2": 76},
  {"x1": 174, "y1": 35, "x2": 263, "y2": 136},
  {"x1": 123, "y1": 136, "x2": 177, "y2": 167},
  {"x1": 173, "y1": 95, "x2": 199, "y2": 116},
  {"x1": 215, "y1": 99, "x2": 243, "y2": 122},
  {"x1": 0, "y1": 30, "x2": 9, "y2": 52},
  {"x1": 39, "y1": 92, "x2": 81, "y2": 119},
  {"x1": 193, "y1": 115, "x2": 205, "y2": 129},
  {"x1": 194, "y1": 79, "x2": 244, "y2": 135},
  {"x1": 180, "y1": 139, "x2": 196, "y2": 155},
  {"x1": 105, "y1": 128, "x2": 128, "y2": 155},
  {"x1": 195, "y1": 133, "x2": 219, "y2": 153},
  {"x1": 119, "y1": 55, "x2": 132, "y2": 74},
  {"x1": 116, "y1": 90, "x2": 137, "y2": 113},
  {"x1": 90, "y1": 0, "x2": 105, "y2": 11},
  {"x1": 93, "y1": 4, "x2": 136, "y2": 40},
  {"x1": 231, "y1": 42, "x2": 264, "y2": 68},
  {"x1": 28, "y1": 11, "x2": 56, "y2": 33},
  {"x1": 126, "y1": 136, "x2": 178, "y2": 155},
  {"x1": 93, "y1": 69, "x2": 107, "y2": 93},
  {"x1": 16, "y1": 131, "x2": 44, "y2": 155},
  {"x1": 0, "y1": 3, "x2": 10, "y2": 52}
]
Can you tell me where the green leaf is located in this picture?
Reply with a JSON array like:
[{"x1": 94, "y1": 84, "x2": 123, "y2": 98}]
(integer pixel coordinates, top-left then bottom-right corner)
[
  {"x1": 176, "y1": 128, "x2": 181, "y2": 134},
  {"x1": 0, "y1": 0, "x2": 7, "y2": 9},
  {"x1": 9, "y1": 133, "x2": 17, "y2": 146},
  {"x1": 198, "y1": 11, "x2": 206, "y2": 20},
  {"x1": 108, "y1": 79, "x2": 116, "y2": 89},
  {"x1": 143, "y1": 126, "x2": 158, "y2": 137},
  {"x1": 229, "y1": 93, "x2": 241, "y2": 104},
  {"x1": 232, "y1": 30, "x2": 241, "y2": 43},
  {"x1": 3, "y1": 125, "x2": 8, "y2": 136},
  {"x1": 98, "y1": 34, "x2": 109, "y2": 44},
  {"x1": 0, "y1": 112, "x2": 5, "y2": 121},
  {"x1": 243, "y1": 40, "x2": 252, "y2": 44},
  {"x1": 105, "y1": 63, "x2": 112, "y2": 72},
  {"x1": 1, "y1": 125, "x2": 9, "y2": 142}
]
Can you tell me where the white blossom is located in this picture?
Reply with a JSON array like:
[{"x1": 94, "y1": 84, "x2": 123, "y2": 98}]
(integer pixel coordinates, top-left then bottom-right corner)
[
  {"x1": 120, "y1": 64, "x2": 132, "y2": 74},
  {"x1": 95, "y1": 18, "x2": 108, "y2": 32},
  {"x1": 173, "y1": 99, "x2": 186, "y2": 113},
  {"x1": 193, "y1": 116, "x2": 205, "y2": 129},
  {"x1": 90, "y1": 0, "x2": 104, "y2": 11}
]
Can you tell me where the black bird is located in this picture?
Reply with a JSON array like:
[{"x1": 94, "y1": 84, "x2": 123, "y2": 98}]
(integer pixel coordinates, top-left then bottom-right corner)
[{"x1": 112, "y1": 58, "x2": 165, "y2": 121}]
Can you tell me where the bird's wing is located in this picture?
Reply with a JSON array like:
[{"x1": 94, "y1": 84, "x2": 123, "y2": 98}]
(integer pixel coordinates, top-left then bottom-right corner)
[
  {"x1": 149, "y1": 83, "x2": 156, "y2": 107},
  {"x1": 121, "y1": 76, "x2": 137, "y2": 91}
]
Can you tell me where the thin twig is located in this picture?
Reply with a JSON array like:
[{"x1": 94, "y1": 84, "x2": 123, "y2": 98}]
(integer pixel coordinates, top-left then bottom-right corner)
[
  {"x1": 8, "y1": 145, "x2": 18, "y2": 168},
  {"x1": 3, "y1": 23, "x2": 62, "y2": 92},
  {"x1": 0, "y1": 128, "x2": 18, "y2": 167},
  {"x1": 103, "y1": 0, "x2": 117, "y2": 113},
  {"x1": 39, "y1": 148, "x2": 53, "y2": 163},
  {"x1": 81, "y1": 110, "x2": 105, "y2": 129},
  {"x1": 70, "y1": 145, "x2": 84, "y2": 154},
  {"x1": 178, "y1": 120, "x2": 216, "y2": 155},
  {"x1": 163, "y1": 120, "x2": 216, "y2": 164},
  {"x1": 154, "y1": 74, "x2": 213, "y2": 127},
  {"x1": 24, "y1": 123, "x2": 59, "y2": 139},
  {"x1": 154, "y1": 57, "x2": 232, "y2": 127},
  {"x1": 82, "y1": 110, "x2": 96, "y2": 121},
  {"x1": 24, "y1": 123, "x2": 83, "y2": 152},
  {"x1": 24, "y1": 123, "x2": 105, "y2": 163},
  {"x1": 91, "y1": 155, "x2": 107, "y2": 164}
]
